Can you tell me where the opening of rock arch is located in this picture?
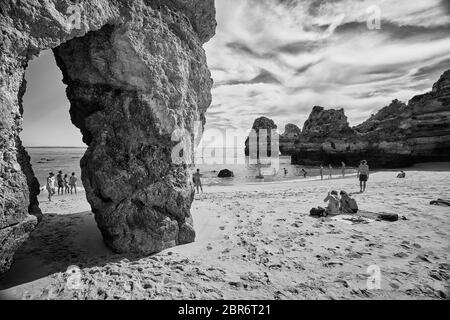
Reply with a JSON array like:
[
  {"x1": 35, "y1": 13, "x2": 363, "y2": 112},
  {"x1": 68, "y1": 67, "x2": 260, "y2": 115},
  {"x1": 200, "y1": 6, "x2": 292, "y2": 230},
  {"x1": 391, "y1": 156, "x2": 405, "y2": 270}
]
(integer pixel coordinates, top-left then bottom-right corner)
[{"x1": 1, "y1": 0, "x2": 450, "y2": 301}]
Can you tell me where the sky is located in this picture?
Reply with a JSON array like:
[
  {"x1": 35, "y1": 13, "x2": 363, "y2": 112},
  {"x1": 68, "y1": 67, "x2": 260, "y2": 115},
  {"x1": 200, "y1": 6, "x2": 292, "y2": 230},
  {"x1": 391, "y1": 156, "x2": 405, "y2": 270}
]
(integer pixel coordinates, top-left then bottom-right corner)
[{"x1": 21, "y1": 0, "x2": 450, "y2": 147}]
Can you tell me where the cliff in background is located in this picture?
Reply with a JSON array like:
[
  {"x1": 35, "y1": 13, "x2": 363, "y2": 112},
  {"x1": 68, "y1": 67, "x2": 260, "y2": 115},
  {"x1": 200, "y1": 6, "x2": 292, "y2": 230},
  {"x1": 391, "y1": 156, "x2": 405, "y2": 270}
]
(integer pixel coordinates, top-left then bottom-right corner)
[{"x1": 249, "y1": 69, "x2": 450, "y2": 168}]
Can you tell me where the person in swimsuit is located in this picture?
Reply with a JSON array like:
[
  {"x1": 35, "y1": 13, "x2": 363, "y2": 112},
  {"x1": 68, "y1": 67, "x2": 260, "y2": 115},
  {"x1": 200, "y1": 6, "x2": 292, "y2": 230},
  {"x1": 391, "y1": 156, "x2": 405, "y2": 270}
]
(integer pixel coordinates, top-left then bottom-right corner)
[
  {"x1": 357, "y1": 160, "x2": 370, "y2": 193},
  {"x1": 64, "y1": 174, "x2": 70, "y2": 194},
  {"x1": 193, "y1": 169, "x2": 203, "y2": 194},
  {"x1": 46, "y1": 172, "x2": 56, "y2": 201},
  {"x1": 56, "y1": 171, "x2": 64, "y2": 195},
  {"x1": 322, "y1": 190, "x2": 340, "y2": 217},
  {"x1": 69, "y1": 172, "x2": 78, "y2": 195}
]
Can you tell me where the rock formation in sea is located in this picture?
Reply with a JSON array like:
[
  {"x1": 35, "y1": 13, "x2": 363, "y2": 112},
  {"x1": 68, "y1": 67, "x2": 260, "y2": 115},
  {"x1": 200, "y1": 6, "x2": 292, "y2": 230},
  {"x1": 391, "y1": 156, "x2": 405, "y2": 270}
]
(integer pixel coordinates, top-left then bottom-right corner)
[
  {"x1": 248, "y1": 70, "x2": 450, "y2": 168},
  {"x1": 0, "y1": 0, "x2": 216, "y2": 274},
  {"x1": 218, "y1": 169, "x2": 234, "y2": 178},
  {"x1": 279, "y1": 124, "x2": 302, "y2": 155},
  {"x1": 244, "y1": 116, "x2": 279, "y2": 158}
]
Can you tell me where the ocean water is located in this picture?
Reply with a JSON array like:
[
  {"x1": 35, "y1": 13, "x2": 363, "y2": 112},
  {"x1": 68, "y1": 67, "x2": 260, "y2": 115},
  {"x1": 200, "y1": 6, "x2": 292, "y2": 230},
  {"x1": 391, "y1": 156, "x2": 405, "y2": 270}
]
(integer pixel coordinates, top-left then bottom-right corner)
[{"x1": 26, "y1": 147, "x2": 355, "y2": 188}]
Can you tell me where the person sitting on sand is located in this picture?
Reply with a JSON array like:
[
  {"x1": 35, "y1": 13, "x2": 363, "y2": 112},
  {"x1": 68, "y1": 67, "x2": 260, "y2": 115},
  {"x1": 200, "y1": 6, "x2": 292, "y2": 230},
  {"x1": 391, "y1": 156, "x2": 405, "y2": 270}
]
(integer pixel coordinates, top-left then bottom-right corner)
[
  {"x1": 397, "y1": 171, "x2": 406, "y2": 179},
  {"x1": 357, "y1": 160, "x2": 370, "y2": 193},
  {"x1": 46, "y1": 172, "x2": 56, "y2": 201},
  {"x1": 430, "y1": 199, "x2": 450, "y2": 206},
  {"x1": 69, "y1": 172, "x2": 78, "y2": 195},
  {"x1": 64, "y1": 174, "x2": 70, "y2": 194},
  {"x1": 56, "y1": 171, "x2": 64, "y2": 195},
  {"x1": 340, "y1": 191, "x2": 358, "y2": 214},
  {"x1": 193, "y1": 169, "x2": 203, "y2": 194},
  {"x1": 284, "y1": 168, "x2": 288, "y2": 176},
  {"x1": 322, "y1": 190, "x2": 341, "y2": 217}
]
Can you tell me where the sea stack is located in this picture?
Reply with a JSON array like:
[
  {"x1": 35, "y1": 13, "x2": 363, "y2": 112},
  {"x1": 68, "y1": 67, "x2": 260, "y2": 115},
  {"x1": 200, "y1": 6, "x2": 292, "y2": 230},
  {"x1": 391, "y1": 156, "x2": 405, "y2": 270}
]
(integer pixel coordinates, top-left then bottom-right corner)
[{"x1": 244, "y1": 117, "x2": 279, "y2": 158}]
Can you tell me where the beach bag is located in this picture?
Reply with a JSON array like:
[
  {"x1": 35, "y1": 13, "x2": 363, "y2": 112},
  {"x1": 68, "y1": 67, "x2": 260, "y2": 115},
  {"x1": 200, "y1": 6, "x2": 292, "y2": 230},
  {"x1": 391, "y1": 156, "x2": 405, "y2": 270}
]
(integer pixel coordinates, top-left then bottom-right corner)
[
  {"x1": 378, "y1": 213, "x2": 399, "y2": 222},
  {"x1": 310, "y1": 207, "x2": 325, "y2": 217},
  {"x1": 349, "y1": 198, "x2": 359, "y2": 212}
]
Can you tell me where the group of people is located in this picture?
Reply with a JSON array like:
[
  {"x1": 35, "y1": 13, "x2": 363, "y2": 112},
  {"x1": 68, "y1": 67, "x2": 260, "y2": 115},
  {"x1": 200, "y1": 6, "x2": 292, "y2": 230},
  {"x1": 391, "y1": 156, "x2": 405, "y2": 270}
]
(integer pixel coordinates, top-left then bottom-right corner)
[
  {"x1": 310, "y1": 160, "x2": 370, "y2": 217},
  {"x1": 319, "y1": 162, "x2": 347, "y2": 180},
  {"x1": 46, "y1": 171, "x2": 78, "y2": 201},
  {"x1": 311, "y1": 190, "x2": 359, "y2": 217}
]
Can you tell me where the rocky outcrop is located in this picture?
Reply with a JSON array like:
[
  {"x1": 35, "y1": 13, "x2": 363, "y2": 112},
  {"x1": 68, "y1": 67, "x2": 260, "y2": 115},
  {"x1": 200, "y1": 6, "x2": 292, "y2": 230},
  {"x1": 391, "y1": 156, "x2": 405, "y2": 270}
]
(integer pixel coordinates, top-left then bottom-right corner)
[
  {"x1": 251, "y1": 70, "x2": 449, "y2": 168},
  {"x1": 244, "y1": 117, "x2": 279, "y2": 158},
  {"x1": 218, "y1": 169, "x2": 234, "y2": 178},
  {"x1": 0, "y1": 0, "x2": 216, "y2": 273},
  {"x1": 279, "y1": 124, "x2": 301, "y2": 155}
]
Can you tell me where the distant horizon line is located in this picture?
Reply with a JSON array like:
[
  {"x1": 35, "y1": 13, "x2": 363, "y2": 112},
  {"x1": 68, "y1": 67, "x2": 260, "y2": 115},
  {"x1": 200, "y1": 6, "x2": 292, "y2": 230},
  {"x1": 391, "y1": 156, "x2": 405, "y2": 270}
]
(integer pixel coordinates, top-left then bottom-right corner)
[{"x1": 25, "y1": 146, "x2": 87, "y2": 149}]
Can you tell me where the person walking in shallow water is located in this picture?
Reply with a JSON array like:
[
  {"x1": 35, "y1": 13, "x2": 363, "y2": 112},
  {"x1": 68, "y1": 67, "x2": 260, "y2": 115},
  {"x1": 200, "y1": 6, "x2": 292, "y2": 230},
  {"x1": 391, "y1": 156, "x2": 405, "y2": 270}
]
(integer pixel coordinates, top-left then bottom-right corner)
[
  {"x1": 46, "y1": 172, "x2": 56, "y2": 201},
  {"x1": 69, "y1": 172, "x2": 78, "y2": 195},
  {"x1": 341, "y1": 162, "x2": 346, "y2": 177},
  {"x1": 193, "y1": 169, "x2": 203, "y2": 194},
  {"x1": 56, "y1": 170, "x2": 64, "y2": 195},
  {"x1": 357, "y1": 160, "x2": 370, "y2": 193},
  {"x1": 328, "y1": 164, "x2": 333, "y2": 179},
  {"x1": 64, "y1": 174, "x2": 70, "y2": 194},
  {"x1": 320, "y1": 165, "x2": 324, "y2": 180}
]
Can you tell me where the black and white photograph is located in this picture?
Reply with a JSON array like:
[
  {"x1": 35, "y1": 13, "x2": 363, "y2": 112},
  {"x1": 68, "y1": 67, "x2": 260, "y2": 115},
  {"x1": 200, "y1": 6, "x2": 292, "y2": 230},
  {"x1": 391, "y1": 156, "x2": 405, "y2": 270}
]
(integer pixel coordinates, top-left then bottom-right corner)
[{"x1": 0, "y1": 0, "x2": 449, "y2": 305}]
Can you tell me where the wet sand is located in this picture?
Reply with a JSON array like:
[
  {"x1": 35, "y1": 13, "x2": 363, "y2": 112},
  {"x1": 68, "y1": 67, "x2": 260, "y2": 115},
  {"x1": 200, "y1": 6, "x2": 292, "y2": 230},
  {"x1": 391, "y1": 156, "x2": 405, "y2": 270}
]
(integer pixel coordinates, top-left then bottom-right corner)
[{"x1": 0, "y1": 164, "x2": 449, "y2": 300}]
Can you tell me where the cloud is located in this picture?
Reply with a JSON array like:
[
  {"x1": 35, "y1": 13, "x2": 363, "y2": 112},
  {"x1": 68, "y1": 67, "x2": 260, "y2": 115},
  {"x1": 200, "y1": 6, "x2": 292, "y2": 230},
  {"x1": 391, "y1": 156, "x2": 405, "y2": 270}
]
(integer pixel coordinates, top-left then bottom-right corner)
[{"x1": 203, "y1": 0, "x2": 450, "y2": 149}]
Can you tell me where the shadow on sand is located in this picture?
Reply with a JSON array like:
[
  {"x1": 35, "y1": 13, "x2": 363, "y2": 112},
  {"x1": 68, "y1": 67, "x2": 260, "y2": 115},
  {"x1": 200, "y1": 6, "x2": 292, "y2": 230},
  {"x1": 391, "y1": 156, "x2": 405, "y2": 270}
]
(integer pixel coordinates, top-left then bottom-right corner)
[{"x1": 0, "y1": 211, "x2": 143, "y2": 291}]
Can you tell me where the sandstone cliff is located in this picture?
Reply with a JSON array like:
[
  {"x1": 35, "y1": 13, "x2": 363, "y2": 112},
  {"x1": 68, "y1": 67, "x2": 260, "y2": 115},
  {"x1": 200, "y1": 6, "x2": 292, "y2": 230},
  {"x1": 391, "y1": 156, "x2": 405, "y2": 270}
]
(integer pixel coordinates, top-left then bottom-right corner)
[
  {"x1": 248, "y1": 70, "x2": 450, "y2": 168},
  {"x1": 279, "y1": 123, "x2": 301, "y2": 155},
  {"x1": 0, "y1": 0, "x2": 216, "y2": 274}
]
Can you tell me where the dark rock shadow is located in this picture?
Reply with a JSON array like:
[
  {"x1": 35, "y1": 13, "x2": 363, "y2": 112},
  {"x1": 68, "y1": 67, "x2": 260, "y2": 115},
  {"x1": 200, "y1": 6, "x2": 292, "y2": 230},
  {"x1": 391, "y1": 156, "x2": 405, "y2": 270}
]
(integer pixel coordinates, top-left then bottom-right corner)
[{"x1": 0, "y1": 211, "x2": 144, "y2": 290}]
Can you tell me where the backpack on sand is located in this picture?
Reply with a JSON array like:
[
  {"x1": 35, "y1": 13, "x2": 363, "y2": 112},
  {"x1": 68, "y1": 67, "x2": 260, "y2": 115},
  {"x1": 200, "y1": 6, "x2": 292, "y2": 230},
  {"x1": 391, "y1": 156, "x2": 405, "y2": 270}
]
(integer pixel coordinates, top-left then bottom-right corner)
[
  {"x1": 310, "y1": 207, "x2": 325, "y2": 217},
  {"x1": 348, "y1": 198, "x2": 359, "y2": 213}
]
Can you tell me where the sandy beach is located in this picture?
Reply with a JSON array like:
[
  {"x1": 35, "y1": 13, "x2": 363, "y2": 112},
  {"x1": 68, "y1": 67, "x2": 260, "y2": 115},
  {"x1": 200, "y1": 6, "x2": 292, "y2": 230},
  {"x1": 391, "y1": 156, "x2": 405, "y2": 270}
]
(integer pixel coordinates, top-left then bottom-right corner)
[{"x1": 0, "y1": 163, "x2": 449, "y2": 300}]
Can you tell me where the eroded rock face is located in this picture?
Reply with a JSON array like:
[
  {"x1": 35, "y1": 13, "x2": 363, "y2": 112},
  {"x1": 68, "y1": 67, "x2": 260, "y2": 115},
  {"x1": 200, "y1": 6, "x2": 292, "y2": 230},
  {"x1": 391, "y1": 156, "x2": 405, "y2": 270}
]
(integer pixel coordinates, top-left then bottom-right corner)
[
  {"x1": 0, "y1": 0, "x2": 216, "y2": 273},
  {"x1": 290, "y1": 71, "x2": 450, "y2": 167},
  {"x1": 280, "y1": 124, "x2": 301, "y2": 155},
  {"x1": 249, "y1": 70, "x2": 449, "y2": 168}
]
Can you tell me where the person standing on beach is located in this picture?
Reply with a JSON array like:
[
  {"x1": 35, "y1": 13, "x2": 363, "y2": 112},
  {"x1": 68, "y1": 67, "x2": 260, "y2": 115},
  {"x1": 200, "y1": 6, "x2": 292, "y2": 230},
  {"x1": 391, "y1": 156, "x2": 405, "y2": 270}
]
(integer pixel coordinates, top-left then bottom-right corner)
[
  {"x1": 64, "y1": 174, "x2": 70, "y2": 194},
  {"x1": 46, "y1": 172, "x2": 56, "y2": 201},
  {"x1": 320, "y1": 165, "x2": 324, "y2": 180},
  {"x1": 69, "y1": 173, "x2": 78, "y2": 195},
  {"x1": 328, "y1": 164, "x2": 333, "y2": 179},
  {"x1": 193, "y1": 169, "x2": 203, "y2": 194},
  {"x1": 357, "y1": 160, "x2": 370, "y2": 193},
  {"x1": 56, "y1": 171, "x2": 64, "y2": 195},
  {"x1": 341, "y1": 162, "x2": 346, "y2": 177}
]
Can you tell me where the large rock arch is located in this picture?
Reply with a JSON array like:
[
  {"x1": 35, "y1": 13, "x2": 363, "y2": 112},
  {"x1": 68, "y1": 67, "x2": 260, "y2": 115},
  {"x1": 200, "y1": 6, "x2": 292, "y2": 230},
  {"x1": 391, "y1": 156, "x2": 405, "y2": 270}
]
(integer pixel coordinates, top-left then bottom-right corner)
[{"x1": 0, "y1": 0, "x2": 216, "y2": 274}]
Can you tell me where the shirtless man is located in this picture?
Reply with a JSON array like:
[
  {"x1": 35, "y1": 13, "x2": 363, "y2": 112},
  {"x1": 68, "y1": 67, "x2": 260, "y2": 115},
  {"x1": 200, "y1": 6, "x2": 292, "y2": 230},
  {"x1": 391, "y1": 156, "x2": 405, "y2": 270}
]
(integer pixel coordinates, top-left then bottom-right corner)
[{"x1": 357, "y1": 160, "x2": 370, "y2": 193}]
